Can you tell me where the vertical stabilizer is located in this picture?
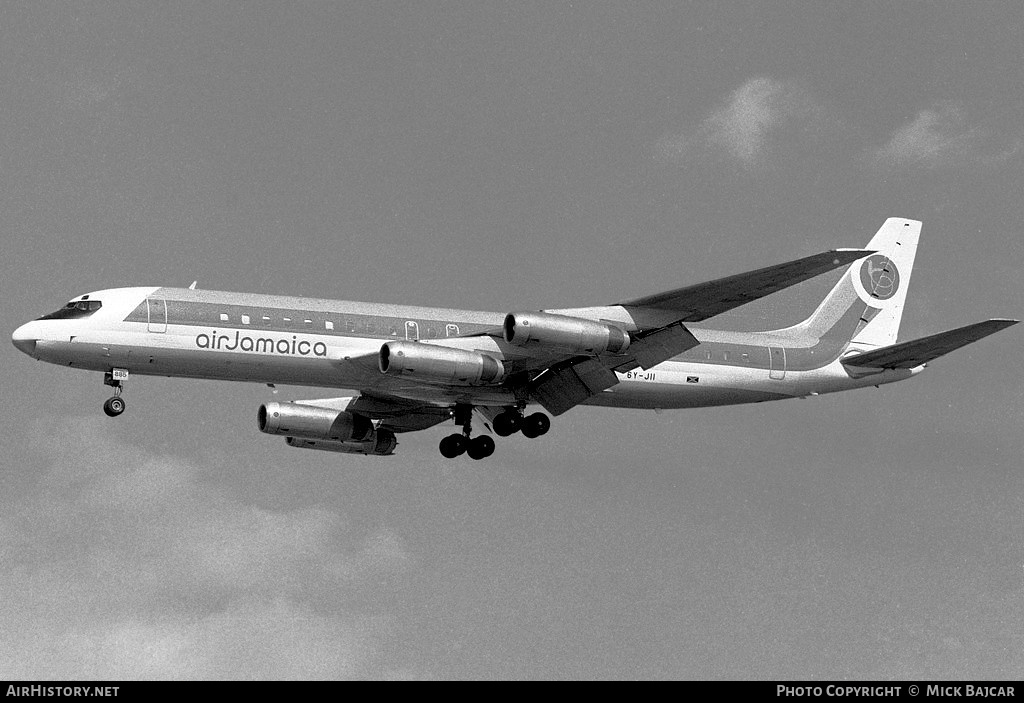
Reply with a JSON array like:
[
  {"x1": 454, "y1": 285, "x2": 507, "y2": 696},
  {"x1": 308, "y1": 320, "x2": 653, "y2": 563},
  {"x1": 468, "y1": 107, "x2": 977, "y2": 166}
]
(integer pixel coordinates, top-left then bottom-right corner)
[
  {"x1": 850, "y1": 218, "x2": 920, "y2": 346},
  {"x1": 774, "y1": 218, "x2": 920, "y2": 347}
]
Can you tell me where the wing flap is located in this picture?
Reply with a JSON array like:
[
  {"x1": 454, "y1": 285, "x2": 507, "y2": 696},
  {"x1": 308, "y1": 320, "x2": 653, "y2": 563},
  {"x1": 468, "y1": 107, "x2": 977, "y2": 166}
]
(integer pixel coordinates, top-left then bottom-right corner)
[
  {"x1": 841, "y1": 319, "x2": 1018, "y2": 369},
  {"x1": 527, "y1": 323, "x2": 702, "y2": 415},
  {"x1": 528, "y1": 358, "x2": 620, "y2": 416},
  {"x1": 621, "y1": 323, "x2": 701, "y2": 370},
  {"x1": 621, "y1": 249, "x2": 871, "y2": 322}
]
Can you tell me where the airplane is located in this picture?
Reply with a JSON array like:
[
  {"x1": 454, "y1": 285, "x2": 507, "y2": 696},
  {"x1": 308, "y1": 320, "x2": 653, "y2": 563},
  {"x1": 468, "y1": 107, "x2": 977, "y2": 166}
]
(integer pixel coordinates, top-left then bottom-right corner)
[{"x1": 11, "y1": 218, "x2": 1017, "y2": 460}]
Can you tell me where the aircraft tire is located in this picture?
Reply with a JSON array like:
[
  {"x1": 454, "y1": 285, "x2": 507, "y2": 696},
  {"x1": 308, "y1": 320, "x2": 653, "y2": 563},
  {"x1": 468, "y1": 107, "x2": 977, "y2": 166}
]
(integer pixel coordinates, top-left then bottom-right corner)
[
  {"x1": 439, "y1": 434, "x2": 467, "y2": 458},
  {"x1": 103, "y1": 397, "x2": 126, "y2": 417},
  {"x1": 521, "y1": 412, "x2": 550, "y2": 439},
  {"x1": 466, "y1": 435, "x2": 495, "y2": 460},
  {"x1": 493, "y1": 411, "x2": 521, "y2": 437}
]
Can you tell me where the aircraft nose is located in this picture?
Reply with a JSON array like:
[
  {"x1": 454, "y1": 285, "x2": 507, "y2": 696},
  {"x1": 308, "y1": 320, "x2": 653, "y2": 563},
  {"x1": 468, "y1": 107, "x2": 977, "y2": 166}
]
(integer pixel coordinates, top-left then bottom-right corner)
[{"x1": 12, "y1": 322, "x2": 37, "y2": 356}]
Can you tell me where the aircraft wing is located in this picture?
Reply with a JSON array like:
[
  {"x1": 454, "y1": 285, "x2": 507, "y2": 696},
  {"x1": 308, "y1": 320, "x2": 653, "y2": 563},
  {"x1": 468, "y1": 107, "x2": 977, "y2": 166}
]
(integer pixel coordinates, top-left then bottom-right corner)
[
  {"x1": 841, "y1": 319, "x2": 1018, "y2": 369},
  {"x1": 620, "y1": 249, "x2": 872, "y2": 322},
  {"x1": 522, "y1": 249, "x2": 872, "y2": 415},
  {"x1": 336, "y1": 249, "x2": 876, "y2": 418}
]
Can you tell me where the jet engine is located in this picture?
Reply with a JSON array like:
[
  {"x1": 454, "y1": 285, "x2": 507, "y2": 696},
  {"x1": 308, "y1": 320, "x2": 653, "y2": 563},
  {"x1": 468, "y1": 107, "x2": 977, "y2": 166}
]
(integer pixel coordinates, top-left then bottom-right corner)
[
  {"x1": 379, "y1": 340, "x2": 505, "y2": 385},
  {"x1": 258, "y1": 402, "x2": 374, "y2": 442},
  {"x1": 286, "y1": 429, "x2": 397, "y2": 456},
  {"x1": 503, "y1": 311, "x2": 630, "y2": 355}
]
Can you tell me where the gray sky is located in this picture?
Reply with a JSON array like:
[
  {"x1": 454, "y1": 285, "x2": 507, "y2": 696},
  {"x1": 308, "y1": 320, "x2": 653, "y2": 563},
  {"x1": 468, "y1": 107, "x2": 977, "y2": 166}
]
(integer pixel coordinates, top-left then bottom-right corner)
[{"x1": 3, "y1": 1, "x2": 1023, "y2": 679}]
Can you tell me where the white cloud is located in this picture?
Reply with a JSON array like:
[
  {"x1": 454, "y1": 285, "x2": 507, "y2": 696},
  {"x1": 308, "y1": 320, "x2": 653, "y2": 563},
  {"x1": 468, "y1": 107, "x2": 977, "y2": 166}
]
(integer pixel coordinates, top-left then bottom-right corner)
[
  {"x1": 6, "y1": 598, "x2": 375, "y2": 680},
  {"x1": 0, "y1": 419, "x2": 410, "y2": 679},
  {"x1": 990, "y1": 136, "x2": 1024, "y2": 164},
  {"x1": 656, "y1": 77, "x2": 829, "y2": 168},
  {"x1": 871, "y1": 103, "x2": 1024, "y2": 171},
  {"x1": 872, "y1": 103, "x2": 976, "y2": 169},
  {"x1": 659, "y1": 86, "x2": 1022, "y2": 174}
]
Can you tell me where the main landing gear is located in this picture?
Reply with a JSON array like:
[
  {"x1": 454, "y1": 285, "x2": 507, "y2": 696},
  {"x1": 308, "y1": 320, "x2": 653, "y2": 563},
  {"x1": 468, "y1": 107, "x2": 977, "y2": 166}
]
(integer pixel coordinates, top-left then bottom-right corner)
[
  {"x1": 439, "y1": 404, "x2": 495, "y2": 460},
  {"x1": 102, "y1": 369, "x2": 127, "y2": 417},
  {"x1": 438, "y1": 405, "x2": 551, "y2": 460},
  {"x1": 494, "y1": 408, "x2": 550, "y2": 439},
  {"x1": 439, "y1": 433, "x2": 495, "y2": 460}
]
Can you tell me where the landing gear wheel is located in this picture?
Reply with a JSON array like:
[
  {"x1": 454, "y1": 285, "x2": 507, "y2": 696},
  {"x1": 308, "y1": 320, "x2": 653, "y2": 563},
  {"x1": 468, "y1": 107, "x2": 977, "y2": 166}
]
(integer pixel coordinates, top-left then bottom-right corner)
[
  {"x1": 103, "y1": 396, "x2": 126, "y2": 417},
  {"x1": 466, "y1": 435, "x2": 495, "y2": 460},
  {"x1": 439, "y1": 433, "x2": 467, "y2": 458},
  {"x1": 493, "y1": 410, "x2": 522, "y2": 437},
  {"x1": 521, "y1": 412, "x2": 550, "y2": 439}
]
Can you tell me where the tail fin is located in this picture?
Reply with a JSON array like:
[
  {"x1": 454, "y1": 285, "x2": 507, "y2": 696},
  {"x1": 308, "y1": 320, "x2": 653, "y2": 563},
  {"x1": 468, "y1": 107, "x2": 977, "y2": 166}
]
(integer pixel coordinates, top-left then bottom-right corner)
[{"x1": 775, "y1": 218, "x2": 921, "y2": 347}]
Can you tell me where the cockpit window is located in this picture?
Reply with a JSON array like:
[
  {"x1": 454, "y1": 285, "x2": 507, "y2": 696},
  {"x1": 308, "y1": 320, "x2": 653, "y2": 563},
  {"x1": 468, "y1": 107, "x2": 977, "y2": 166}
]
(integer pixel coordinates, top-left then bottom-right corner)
[{"x1": 37, "y1": 300, "x2": 102, "y2": 320}]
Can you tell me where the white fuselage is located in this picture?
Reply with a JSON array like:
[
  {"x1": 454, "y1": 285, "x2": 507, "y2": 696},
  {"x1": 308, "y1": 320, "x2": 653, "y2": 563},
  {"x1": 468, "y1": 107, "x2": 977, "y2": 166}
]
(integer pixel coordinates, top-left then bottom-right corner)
[{"x1": 12, "y1": 286, "x2": 921, "y2": 411}]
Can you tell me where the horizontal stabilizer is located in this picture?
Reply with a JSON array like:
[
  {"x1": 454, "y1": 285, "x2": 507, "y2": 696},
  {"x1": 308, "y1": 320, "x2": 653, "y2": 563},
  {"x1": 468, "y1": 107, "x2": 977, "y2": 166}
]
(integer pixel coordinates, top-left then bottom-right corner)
[
  {"x1": 620, "y1": 249, "x2": 872, "y2": 322},
  {"x1": 841, "y1": 319, "x2": 1018, "y2": 369}
]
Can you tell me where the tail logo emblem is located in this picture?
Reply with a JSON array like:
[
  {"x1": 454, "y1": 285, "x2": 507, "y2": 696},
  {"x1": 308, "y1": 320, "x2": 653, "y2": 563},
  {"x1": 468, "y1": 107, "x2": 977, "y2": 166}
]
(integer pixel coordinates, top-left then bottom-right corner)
[{"x1": 859, "y1": 254, "x2": 900, "y2": 301}]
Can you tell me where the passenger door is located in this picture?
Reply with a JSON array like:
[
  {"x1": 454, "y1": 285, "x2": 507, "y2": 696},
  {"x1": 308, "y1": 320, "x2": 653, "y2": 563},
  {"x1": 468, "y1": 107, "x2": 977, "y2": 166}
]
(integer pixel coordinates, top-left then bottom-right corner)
[{"x1": 768, "y1": 346, "x2": 786, "y2": 380}]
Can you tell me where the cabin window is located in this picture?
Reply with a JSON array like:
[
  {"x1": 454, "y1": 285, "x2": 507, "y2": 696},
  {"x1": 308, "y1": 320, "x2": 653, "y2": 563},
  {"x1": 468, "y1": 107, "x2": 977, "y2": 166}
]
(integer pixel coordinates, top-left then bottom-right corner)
[
  {"x1": 325, "y1": 320, "x2": 334, "y2": 331},
  {"x1": 241, "y1": 315, "x2": 250, "y2": 324},
  {"x1": 219, "y1": 313, "x2": 229, "y2": 322},
  {"x1": 741, "y1": 353, "x2": 749, "y2": 362},
  {"x1": 345, "y1": 320, "x2": 356, "y2": 333},
  {"x1": 304, "y1": 319, "x2": 312, "y2": 326},
  {"x1": 705, "y1": 351, "x2": 712, "y2": 360},
  {"x1": 446, "y1": 324, "x2": 459, "y2": 337}
]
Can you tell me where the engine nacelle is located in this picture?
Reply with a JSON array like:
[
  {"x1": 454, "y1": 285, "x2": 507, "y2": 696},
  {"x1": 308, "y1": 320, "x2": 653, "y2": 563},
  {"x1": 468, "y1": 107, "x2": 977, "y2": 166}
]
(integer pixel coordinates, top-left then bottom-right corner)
[
  {"x1": 258, "y1": 402, "x2": 374, "y2": 442},
  {"x1": 286, "y1": 428, "x2": 398, "y2": 456},
  {"x1": 379, "y1": 340, "x2": 505, "y2": 385},
  {"x1": 503, "y1": 311, "x2": 630, "y2": 355}
]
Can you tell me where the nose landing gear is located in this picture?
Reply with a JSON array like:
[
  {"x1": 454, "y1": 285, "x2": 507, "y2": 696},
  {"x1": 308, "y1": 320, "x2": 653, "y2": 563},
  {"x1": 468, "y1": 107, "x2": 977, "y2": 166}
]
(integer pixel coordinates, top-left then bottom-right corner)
[
  {"x1": 103, "y1": 396, "x2": 126, "y2": 417},
  {"x1": 102, "y1": 369, "x2": 128, "y2": 417}
]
